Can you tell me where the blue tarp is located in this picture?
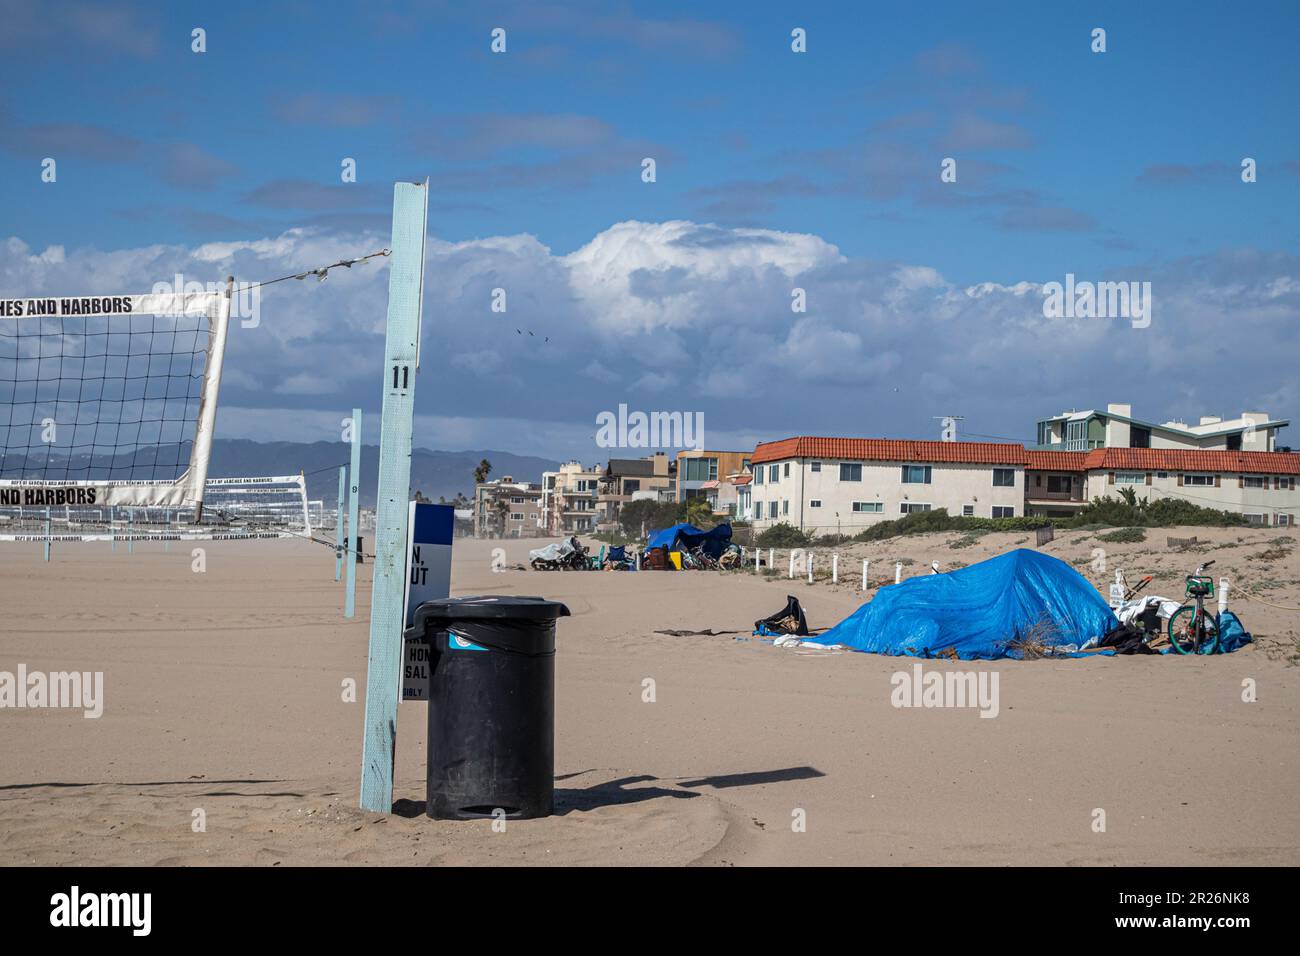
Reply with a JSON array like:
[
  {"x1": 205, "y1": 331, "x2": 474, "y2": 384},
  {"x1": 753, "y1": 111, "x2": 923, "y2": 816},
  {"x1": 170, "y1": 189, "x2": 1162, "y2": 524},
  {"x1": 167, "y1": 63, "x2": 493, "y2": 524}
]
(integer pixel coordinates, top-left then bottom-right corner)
[
  {"x1": 645, "y1": 522, "x2": 733, "y2": 559},
  {"x1": 807, "y1": 548, "x2": 1119, "y2": 660}
]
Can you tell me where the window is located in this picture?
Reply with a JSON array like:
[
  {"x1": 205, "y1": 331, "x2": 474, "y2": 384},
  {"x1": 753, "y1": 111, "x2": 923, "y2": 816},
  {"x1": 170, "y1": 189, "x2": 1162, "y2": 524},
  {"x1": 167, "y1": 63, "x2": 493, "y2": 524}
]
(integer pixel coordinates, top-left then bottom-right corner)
[
  {"x1": 1243, "y1": 475, "x2": 1267, "y2": 489},
  {"x1": 783, "y1": 463, "x2": 790, "y2": 478},
  {"x1": 1184, "y1": 474, "x2": 1214, "y2": 487},
  {"x1": 902, "y1": 465, "x2": 932, "y2": 484},
  {"x1": 853, "y1": 501, "x2": 883, "y2": 513},
  {"x1": 511, "y1": 496, "x2": 524, "y2": 503},
  {"x1": 810, "y1": 461, "x2": 822, "y2": 473},
  {"x1": 683, "y1": 457, "x2": 718, "y2": 482},
  {"x1": 992, "y1": 468, "x2": 1015, "y2": 487},
  {"x1": 899, "y1": 502, "x2": 932, "y2": 514},
  {"x1": 1047, "y1": 475, "x2": 1070, "y2": 494},
  {"x1": 768, "y1": 464, "x2": 780, "y2": 483},
  {"x1": 754, "y1": 468, "x2": 764, "y2": 485},
  {"x1": 840, "y1": 463, "x2": 862, "y2": 481},
  {"x1": 1116, "y1": 472, "x2": 1145, "y2": 485},
  {"x1": 962, "y1": 504, "x2": 974, "y2": 517},
  {"x1": 1278, "y1": 514, "x2": 1293, "y2": 527},
  {"x1": 1157, "y1": 471, "x2": 1168, "y2": 479},
  {"x1": 1245, "y1": 513, "x2": 1267, "y2": 526},
  {"x1": 768, "y1": 501, "x2": 778, "y2": 519},
  {"x1": 782, "y1": 500, "x2": 789, "y2": 515},
  {"x1": 809, "y1": 499, "x2": 822, "y2": 508},
  {"x1": 510, "y1": 513, "x2": 523, "y2": 520},
  {"x1": 992, "y1": 506, "x2": 1015, "y2": 518},
  {"x1": 1130, "y1": 426, "x2": 1151, "y2": 448},
  {"x1": 1226, "y1": 433, "x2": 1242, "y2": 451}
]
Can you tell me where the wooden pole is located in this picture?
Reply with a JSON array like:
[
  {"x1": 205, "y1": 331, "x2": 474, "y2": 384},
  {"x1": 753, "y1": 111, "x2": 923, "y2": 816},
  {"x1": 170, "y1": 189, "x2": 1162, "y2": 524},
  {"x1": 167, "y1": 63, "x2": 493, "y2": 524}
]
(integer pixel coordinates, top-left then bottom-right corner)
[
  {"x1": 345, "y1": 409, "x2": 362, "y2": 618},
  {"x1": 359, "y1": 181, "x2": 428, "y2": 814},
  {"x1": 335, "y1": 465, "x2": 346, "y2": 583}
]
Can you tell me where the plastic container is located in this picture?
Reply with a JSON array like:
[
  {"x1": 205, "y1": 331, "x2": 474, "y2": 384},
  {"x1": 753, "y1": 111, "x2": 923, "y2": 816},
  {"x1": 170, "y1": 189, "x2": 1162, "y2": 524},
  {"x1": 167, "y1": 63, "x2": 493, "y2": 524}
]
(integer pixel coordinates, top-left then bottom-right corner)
[{"x1": 405, "y1": 595, "x2": 570, "y2": 820}]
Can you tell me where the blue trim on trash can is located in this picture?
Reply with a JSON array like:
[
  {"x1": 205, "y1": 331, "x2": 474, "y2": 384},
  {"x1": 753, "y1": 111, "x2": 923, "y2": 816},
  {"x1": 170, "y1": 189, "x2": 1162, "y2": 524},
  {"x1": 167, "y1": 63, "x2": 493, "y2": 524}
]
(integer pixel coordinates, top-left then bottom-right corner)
[{"x1": 448, "y1": 630, "x2": 488, "y2": 652}]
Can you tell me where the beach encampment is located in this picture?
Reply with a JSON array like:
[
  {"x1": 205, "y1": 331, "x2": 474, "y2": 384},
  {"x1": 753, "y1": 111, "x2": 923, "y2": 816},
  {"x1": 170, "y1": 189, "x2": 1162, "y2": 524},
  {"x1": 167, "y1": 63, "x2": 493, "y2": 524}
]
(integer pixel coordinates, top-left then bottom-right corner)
[
  {"x1": 645, "y1": 522, "x2": 733, "y2": 559},
  {"x1": 805, "y1": 548, "x2": 1119, "y2": 660}
]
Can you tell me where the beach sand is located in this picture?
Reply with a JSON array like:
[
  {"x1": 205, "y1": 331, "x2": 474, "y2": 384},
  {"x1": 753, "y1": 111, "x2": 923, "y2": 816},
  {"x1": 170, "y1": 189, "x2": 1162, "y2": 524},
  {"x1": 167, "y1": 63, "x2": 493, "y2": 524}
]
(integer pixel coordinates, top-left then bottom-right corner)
[{"x1": 1, "y1": 527, "x2": 1297, "y2": 866}]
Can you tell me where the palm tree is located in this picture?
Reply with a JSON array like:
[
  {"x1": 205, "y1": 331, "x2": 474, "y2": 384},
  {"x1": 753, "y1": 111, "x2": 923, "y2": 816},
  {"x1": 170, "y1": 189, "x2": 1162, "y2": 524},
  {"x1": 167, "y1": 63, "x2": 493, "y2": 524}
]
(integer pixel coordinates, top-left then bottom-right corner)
[{"x1": 473, "y1": 458, "x2": 492, "y2": 485}]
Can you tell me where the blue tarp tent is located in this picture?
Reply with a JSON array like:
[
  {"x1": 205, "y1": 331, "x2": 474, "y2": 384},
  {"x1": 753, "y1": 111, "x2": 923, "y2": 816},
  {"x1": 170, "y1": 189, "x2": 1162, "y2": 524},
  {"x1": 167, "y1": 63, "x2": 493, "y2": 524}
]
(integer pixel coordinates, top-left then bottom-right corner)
[
  {"x1": 646, "y1": 522, "x2": 733, "y2": 559},
  {"x1": 807, "y1": 548, "x2": 1119, "y2": 660}
]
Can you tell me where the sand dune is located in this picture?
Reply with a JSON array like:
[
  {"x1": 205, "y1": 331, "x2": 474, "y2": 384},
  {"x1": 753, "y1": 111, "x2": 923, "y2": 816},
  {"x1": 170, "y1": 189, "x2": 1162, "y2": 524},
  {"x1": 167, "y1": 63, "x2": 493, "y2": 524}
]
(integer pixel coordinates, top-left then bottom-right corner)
[{"x1": 1, "y1": 528, "x2": 1297, "y2": 865}]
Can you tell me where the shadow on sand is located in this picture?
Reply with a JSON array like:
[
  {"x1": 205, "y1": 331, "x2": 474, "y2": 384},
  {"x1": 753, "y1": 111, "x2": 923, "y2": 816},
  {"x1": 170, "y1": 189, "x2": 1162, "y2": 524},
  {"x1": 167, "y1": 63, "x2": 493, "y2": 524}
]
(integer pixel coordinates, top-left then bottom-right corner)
[{"x1": 390, "y1": 765, "x2": 824, "y2": 818}]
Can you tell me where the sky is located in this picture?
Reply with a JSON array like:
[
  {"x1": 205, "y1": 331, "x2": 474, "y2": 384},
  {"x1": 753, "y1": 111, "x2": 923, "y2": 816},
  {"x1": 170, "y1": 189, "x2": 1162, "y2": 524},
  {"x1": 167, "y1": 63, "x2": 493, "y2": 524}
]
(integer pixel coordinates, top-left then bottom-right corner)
[{"x1": 1, "y1": 0, "x2": 1298, "y2": 462}]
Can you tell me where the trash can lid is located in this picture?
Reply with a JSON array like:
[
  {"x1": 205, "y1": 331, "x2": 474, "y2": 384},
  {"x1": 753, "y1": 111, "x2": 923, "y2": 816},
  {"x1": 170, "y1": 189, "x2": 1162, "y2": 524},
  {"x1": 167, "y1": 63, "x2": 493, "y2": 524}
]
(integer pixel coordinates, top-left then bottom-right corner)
[{"x1": 412, "y1": 595, "x2": 571, "y2": 623}]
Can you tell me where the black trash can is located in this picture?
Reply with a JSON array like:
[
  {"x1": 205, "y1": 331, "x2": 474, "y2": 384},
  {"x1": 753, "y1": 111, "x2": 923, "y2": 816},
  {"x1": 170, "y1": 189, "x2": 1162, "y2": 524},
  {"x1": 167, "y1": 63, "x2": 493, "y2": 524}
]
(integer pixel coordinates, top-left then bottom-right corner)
[{"x1": 405, "y1": 595, "x2": 570, "y2": 820}]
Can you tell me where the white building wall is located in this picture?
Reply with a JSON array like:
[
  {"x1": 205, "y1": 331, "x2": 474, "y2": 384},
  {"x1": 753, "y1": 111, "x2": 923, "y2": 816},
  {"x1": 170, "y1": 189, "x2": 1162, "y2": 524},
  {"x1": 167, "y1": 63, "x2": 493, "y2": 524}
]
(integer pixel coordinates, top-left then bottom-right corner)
[
  {"x1": 750, "y1": 458, "x2": 1025, "y2": 532},
  {"x1": 1085, "y1": 470, "x2": 1298, "y2": 524}
]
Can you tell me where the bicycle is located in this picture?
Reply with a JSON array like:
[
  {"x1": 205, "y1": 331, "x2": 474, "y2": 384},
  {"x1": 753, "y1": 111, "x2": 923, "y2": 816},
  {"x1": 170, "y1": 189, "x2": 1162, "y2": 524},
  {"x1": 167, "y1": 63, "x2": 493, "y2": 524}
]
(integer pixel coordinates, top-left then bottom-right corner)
[{"x1": 1168, "y1": 560, "x2": 1219, "y2": 655}]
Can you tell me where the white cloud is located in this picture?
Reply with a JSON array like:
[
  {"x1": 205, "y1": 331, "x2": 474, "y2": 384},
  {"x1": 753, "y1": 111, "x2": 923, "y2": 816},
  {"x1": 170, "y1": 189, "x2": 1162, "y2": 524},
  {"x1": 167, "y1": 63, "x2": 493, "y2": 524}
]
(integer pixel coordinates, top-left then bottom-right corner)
[{"x1": 2, "y1": 222, "x2": 1296, "y2": 461}]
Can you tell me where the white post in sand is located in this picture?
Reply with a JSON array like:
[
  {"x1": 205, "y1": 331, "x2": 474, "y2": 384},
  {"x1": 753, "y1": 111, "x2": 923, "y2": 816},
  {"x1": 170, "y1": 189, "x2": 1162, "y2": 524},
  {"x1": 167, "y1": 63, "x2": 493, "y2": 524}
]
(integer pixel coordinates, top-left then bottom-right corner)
[
  {"x1": 768, "y1": 548, "x2": 774, "y2": 571},
  {"x1": 832, "y1": 553, "x2": 838, "y2": 583},
  {"x1": 807, "y1": 553, "x2": 814, "y2": 583},
  {"x1": 862, "y1": 559, "x2": 869, "y2": 590},
  {"x1": 788, "y1": 551, "x2": 795, "y2": 578},
  {"x1": 1218, "y1": 578, "x2": 1230, "y2": 614},
  {"x1": 894, "y1": 562, "x2": 902, "y2": 583}
]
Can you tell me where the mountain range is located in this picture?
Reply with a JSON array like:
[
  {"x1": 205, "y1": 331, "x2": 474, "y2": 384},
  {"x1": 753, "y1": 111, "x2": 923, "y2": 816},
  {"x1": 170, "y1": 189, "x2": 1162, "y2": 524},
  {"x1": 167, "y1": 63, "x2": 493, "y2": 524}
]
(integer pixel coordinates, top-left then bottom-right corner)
[{"x1": 207, "y1": 439, "x2": 561, "y2": 507}]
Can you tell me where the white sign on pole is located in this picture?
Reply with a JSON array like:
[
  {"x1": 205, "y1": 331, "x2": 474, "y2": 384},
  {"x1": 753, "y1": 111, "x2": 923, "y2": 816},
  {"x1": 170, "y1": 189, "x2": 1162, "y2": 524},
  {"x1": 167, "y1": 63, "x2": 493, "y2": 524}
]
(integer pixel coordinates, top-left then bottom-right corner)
[{"x1": 401, "y1": 502, "x2": 453, "y2": 701}]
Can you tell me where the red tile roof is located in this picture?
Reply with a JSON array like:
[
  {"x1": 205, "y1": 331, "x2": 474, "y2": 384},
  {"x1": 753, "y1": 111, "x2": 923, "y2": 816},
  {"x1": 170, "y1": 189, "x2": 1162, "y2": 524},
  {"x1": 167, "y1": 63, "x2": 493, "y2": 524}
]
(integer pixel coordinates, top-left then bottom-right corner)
[
  {"x1": 1026, "y1": 450, "x2": 1090, "y2": 472},
  {"x1": 751, "y1": 439, "x2": 1300, "y2": 475},
  {"x1": 750, "y1": 437, "x2": 1030, "y2": 466},
  {"x1": 1082, "y1": 448, "x2": 1300, "y2": 475}
]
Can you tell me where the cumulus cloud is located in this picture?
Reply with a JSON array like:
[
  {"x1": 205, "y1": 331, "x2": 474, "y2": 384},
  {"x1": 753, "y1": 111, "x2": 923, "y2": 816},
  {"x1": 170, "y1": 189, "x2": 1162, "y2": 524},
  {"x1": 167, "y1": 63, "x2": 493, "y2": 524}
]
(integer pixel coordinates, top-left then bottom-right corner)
[{"x1": 2, "y1": 221, "x2": 1296, "y2": 461}]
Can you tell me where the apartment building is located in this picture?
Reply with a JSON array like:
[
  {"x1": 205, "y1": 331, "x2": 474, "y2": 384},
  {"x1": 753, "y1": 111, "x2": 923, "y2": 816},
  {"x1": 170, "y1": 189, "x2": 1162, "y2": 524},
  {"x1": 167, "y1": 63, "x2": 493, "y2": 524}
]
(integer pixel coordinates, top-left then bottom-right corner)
[
  {"x1": 596, "y1": 453, "x2": 672, "y2": 531},
  {"x1": 675, "y1": 449, "x2": 751, "y2": 502},
  {"x1": 1025, "y1": 448, "x2": 1300, "y2": 525},
  {"x1": 1034, "y1": 403, "x2": 1288, "y2": 452},
  {"x1": 472, "y1": 476, "x2": 545, "y2": 538},
  {"x1": 749, "y1": 438, "x2": 1027, "y2": 533},
  {"x1": 539, "y1": 461, "x2": 603, "y2": 534}
]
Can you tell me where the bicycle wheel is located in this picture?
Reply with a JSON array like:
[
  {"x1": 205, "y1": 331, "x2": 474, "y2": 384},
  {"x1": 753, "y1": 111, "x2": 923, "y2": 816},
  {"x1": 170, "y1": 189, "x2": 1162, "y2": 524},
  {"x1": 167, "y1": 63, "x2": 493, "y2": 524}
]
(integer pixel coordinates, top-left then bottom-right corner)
[{"x1": 1168, "y1": 605, "x2": 1220, "y2": 655}]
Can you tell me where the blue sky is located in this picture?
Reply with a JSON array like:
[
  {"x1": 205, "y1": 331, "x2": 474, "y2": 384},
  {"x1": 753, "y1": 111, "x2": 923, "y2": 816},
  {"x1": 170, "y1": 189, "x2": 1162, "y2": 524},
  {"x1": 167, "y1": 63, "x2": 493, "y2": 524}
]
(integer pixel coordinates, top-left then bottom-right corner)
[{"x1": 2, "y1": 0, "x2": 1298, "y2": 459}]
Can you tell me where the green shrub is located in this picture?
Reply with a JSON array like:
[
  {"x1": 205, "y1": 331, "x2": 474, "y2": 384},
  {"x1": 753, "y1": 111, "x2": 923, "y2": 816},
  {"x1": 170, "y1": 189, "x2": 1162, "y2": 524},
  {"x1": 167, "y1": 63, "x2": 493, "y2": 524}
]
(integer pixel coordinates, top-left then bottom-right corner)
[
  {"x1": 755, "y1": 522, "x2": 812, "y2": 548},
  {"x1": 850, "y1": 508, "x2": 1049, "y2": 543},
  {"x1": 1097, "y1": 527, "x2": 1146, "y2": 543},
  {"x1": 813, "y1": 532, "x2": 854, "y2": 546},
  {"x1": 1067, "y1": 495, "x2": 1245, "y2": 529}
]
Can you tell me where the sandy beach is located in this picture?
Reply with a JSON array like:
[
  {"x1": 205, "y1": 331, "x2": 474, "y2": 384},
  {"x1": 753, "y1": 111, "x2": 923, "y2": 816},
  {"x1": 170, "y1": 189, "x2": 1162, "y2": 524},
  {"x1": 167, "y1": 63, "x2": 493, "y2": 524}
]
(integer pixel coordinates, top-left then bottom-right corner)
[{"x1": 1, "y1": 527, "x2": 1297, "y2": 866}]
